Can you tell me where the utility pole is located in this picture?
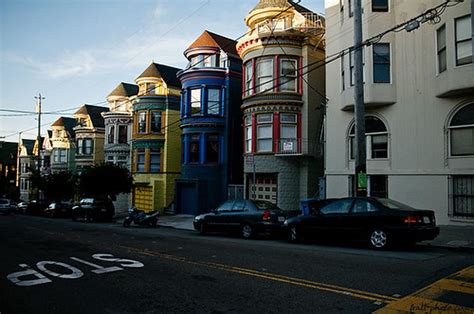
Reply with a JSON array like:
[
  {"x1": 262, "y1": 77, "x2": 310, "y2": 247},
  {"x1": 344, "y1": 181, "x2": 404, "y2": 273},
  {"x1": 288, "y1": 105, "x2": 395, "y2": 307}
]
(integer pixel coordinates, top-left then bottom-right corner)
[
  {"x1": 34, "y1": 93, "x2": 45, "y2": 201},
  {"x1": 353, "y1": 0, "x2": 367, "y2": 196},
  {"x1": 471, "y1": 0, "x2": 473, "y2": 64}
]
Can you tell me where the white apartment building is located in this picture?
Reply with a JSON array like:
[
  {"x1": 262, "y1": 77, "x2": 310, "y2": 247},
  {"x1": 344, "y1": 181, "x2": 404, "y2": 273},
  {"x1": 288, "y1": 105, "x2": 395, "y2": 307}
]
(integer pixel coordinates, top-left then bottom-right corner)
[{"x1": 325, "y1": 0, "x2": 473, "y2": 225}]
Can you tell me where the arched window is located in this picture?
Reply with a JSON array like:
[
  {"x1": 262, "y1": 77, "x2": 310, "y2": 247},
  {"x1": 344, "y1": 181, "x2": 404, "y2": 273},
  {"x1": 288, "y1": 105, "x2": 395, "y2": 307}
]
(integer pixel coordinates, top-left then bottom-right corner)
[
  {"x1": 349, "y1": 116, "x2": 388, "y2": 159},
  {"x1": 449, "y1": 103, "x2": 474, "y2": 156}
]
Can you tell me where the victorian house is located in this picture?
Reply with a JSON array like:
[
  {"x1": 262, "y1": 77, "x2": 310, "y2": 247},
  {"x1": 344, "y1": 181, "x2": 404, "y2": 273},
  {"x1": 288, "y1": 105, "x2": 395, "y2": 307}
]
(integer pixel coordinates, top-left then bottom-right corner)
[
  {"x1": 324, "y1": 0, "x2": 473, "y2": 225},
  {"x1": 73, "y1": 104, "x2": 108, "y2": 171},
  {"x1": 103, "y1": 82, "x2": 138, "y2": 214},
  {"x1": 103, "y1": 82, "x2": 138, "y2": 168},
  {"x1": 50, "y1": 117, "x2": 76, "y2": 173},
  {"x1": 131, "y1": 63, "x2": 182, "y2": 212},
  {"x1": 175, "y1": 30, "x2": 243, "y2": 215},
  {"x1": 236, "y1": 0, "x2": 326, "y2": 210},
  {"x1": 40, "y1": 130, "x2": 53, "y2": 176},
  {"x1": 17, "y1": 138, "x2": 41, "y2": 201}
]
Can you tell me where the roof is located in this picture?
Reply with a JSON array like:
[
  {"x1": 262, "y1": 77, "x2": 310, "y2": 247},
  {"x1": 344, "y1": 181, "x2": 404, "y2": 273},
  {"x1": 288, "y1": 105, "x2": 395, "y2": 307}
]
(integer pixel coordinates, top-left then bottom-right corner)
[
  {"x1": 136, "y1": 63, "x2": 182, "y2": 88},
  {"x1": 51, "y1": 117, "x2": 77, "y2": 137},
  {"x1": 74, "y1": 105, "x2": 108, "y2": 128},
  {"x1": 187, "y1": 30, "x2": 239, "y2": 56},
  {"x1": 22, "y1": 139, "x2": 36, "y2": 155},
  {"x1": 107, "y1": 82, "x2": 139, "y2": 98},
  {"x1": 0, "y1": 141, "x2": 18, "y2": 165},
  {"x1": 250, "y1": 0, "x2": 313, "y2": 14}
]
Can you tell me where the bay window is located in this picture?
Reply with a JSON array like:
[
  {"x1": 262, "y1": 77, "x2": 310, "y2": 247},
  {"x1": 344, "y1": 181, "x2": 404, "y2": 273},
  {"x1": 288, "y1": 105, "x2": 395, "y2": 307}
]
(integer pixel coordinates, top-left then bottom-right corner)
[
  {"x1": 207, "y1": 89, "x2": 220, "y2": 115},
  {"x1": 455, "y1": 15, "x2": 472, "y2": 66},
  {"x1": 256, "y1": 58, "x2": 274, "y2": 93},
  {"x1": 190, "y1": 89, "x2": 201, "y2": 115},
  {"x1": 108, "y1": 125, "x2": 115, "y2": 144},
  {"x1": 150, "y1": 111, "x2": 162, "y2": 133},
  {"x1": 373, "y1": 43, "x2": 390, "y2": 83},
  {"x1": 437, "y1": 25, "x2": 447, "y2": 73},
  {"x1": 245, "y1": 115, "x2": 252, "y2": 153},
  {"x1": 189, "y1": 134, "x2": 200, "y2": 163},
  {"x1": 150, "y1": 149, "x2": 161, "y2": 172},
  {"x1": 136, "y1": 149, "x2": 145, "y2": 172},
  {"x1": 138, "y1": 111, "x2": 147, "y2": 134},
  {"x1": 245, "y1": 61, "x2": 253, "y2": 96},
  {"x1": 118, "y1": 125, "x2": 128, "y2": 144},
  {"x1": 279, "y1": 58, "x2": 297, "y2": 91},
  {"x1": 280, "y1": 113, "x2": 297, "y2": 153},
  {"x1": 206, "y1": 134, "x2": 219, "y2": 163}
]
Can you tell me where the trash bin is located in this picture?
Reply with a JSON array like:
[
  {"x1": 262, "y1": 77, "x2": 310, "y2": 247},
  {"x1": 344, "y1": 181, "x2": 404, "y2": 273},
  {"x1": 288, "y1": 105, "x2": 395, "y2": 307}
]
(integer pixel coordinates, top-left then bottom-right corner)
[{"x1": 300, "y1": 198, "x2": 320, "y2": 216}]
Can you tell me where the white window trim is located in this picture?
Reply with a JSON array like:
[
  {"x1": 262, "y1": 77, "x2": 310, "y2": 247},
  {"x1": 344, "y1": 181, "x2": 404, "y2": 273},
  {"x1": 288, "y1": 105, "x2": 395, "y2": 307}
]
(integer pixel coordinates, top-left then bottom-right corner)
[{"x1": 372, "y1": 42, "x2": 392, "y2": 84}]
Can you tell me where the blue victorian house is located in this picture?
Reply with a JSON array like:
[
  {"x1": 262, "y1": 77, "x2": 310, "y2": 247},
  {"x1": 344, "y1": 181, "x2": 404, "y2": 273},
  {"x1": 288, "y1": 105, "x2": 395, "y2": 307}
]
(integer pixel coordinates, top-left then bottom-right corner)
[{"x1": 175, "y1": 30, "x2": 243, "y2": 215}]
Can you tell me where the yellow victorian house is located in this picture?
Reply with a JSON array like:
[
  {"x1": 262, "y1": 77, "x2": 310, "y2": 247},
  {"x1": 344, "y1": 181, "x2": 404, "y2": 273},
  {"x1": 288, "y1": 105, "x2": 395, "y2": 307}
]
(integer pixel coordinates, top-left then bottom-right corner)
[{"x1": 131, "y1": 63, "x2": 182, "y2": 212}]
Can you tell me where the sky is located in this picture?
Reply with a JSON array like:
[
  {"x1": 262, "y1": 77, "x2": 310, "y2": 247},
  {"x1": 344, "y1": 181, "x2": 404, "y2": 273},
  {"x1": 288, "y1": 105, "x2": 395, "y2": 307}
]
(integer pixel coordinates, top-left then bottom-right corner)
[{"x1": 0, "y1": 0, "x2": 325, "y2": 142}]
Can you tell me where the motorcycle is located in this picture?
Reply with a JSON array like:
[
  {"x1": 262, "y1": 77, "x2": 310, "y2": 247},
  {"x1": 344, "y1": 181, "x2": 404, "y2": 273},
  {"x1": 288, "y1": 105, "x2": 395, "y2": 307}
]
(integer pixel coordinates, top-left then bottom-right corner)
[{"x1": 123, "y1": 207, "x2": 159, "y2": 227}]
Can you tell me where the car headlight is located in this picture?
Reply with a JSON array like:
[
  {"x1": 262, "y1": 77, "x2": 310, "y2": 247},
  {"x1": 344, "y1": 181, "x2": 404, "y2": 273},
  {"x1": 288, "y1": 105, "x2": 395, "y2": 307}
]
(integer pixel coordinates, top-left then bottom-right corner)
[{"x1": 283, "y1": 220, "x2": 289, "y2": 226}]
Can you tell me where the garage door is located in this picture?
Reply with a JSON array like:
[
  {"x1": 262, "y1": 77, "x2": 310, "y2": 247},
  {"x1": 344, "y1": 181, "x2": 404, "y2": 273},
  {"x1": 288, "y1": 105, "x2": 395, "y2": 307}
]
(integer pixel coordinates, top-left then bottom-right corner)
[{"x1": 133, "y1": 186, "x2": 152, "y2": 212}]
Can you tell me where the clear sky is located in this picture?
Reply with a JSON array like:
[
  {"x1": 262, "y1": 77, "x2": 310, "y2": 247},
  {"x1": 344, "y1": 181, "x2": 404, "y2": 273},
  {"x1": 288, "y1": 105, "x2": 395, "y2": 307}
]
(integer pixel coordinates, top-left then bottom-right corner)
[{"x1": 0, "y1": 0, "x2": 325, "y2": 142}]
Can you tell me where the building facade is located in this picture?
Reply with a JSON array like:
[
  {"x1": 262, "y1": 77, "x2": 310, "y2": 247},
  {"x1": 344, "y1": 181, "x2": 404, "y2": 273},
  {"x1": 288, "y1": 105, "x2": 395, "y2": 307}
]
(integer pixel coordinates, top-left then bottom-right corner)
[
  {"x1": 73, "y1": 105, "x2": 108, "y2": 171},
  {"x1": 325, "y1": 0, "x2": 473, "y2": 224},
  {"x1": 131, "y1": 63, "x2": 182, "y2": 213},
  {"x1": 0, "y1": 141, "x2": 17, "y2": 200},
  {"x1": 50, "y1": 117, "x2": 76, "y2": 173},
  {"x1": 17, "y1": 138, "x2": 37, "y2": 201},
  {"x1": 237, "y1": 0, "x2": 326, "y2": 210},
  {"x1": 175, "y1": 30, "x2": 243, "y2": 215}
]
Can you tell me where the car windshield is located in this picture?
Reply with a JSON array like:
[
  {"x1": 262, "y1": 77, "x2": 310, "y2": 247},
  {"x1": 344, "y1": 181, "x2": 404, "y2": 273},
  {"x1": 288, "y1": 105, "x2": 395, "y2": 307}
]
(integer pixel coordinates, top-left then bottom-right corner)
[
  {"x1": 252, "y1": 200, "x2": 279, "y2": 211},
  {"x1": 80, "y1": 198, "x2": 94, "y2": 204},
  {"x1": 375, "y1": 198, "x2": 416, "y2": 211}
]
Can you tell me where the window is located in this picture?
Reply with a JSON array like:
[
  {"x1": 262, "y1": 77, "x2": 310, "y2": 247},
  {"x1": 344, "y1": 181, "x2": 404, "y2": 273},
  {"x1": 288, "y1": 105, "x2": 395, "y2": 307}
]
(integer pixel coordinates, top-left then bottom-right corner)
[
  {"x1": 279, "y1": 58, "x2": 297, "y2": 91},
  {"x1": 373, "y1": 43, "x2": 390, "y2": 83},
  {"x1": 280, "y1": 113, "x2": 297, "y2": 153},
  {"x1": 256, "y1": 58, "x2": 274, "y2": 93},
  {"x1": 77, "y1": 139, "x2": 83, "y2": 154},
  {"x1": 138, "y1": 111, "x2": 147, "y2": 134},
  {"x1": 256, "y1": 114, "x2": 273, "y2": 152},
  {"x1": 350, "y1": 47, "x2": 365, "y2": 85},
  {"x1": 348, "y1": 0, "x2": 353, "y2": 17},
  {"x1": 372, "y1": 0, "x2": 388, "y2": 12},
  {"x1": 437, "y1": 25, "x2": 447, "y2": 73},
  {"x1": 320, "y1": 199, "x2": 353, "y2": 214},
  {"x1": 189, "y1": 134, "x2": 200, "y2": 163},
  {"x1": 450, "y1": 176, "x2": 474, "y2": 218},
  {"x1": 150, "y1": 111, "x2": 162, "y2": 133},
  {"x1": 150, "y1": 149, "x2": 161, "y2": 172},
  {"x1": 341, "y1": 55, "x2": 345, "y2": 91},
  {"x1": 108, "y1": 125, "x2": 115, "y2": 144},
  {"x1": 207, "y1": 89, "x2": 220, "y2": 115},
  {"x1": 245, "y1": 61, "x2": 253, "y2": 96},
  {"x1": 449, "y1": 103, "x2": 474, "y2": 156},
  {"x1": 349, "y1": 116, "x2": 388, "y2": 159},
  {"x1": 136, "y1": 149, "x2": 145, "y2": 172},
  {"x1": 245, "y1": 115, "x2": 252, "y2": 153},
  {"x1": 455, "y1": 15, "x2": 472, "y2": 66},
  {"x1": 118, "y1": 125, "x2": 128, "y2": 144},
  {"x1": 147, "y1": 83, "x2": 156, "y2": 95},
  {"x1": 352, "y1": 200, "x2": 379, "y2": 213},
  {"x1": 84, "y1": 139, "x2": 93, "y2": 155},
  {"x1": 190, "y1": 89, "x2": 201, "y2": 115},
  {"x1": 59, "y1": 149, "x2": 67, "y2": 163},
  {"x1": 206, "y1": 134, "x2": 219, "y2": 163}
]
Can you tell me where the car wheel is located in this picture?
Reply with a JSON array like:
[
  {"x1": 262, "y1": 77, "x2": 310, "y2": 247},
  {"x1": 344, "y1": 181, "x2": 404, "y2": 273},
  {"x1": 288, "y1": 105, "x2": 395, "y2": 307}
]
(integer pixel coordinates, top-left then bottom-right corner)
[
  {"x1": 370, "y1": 229, "x2": 388, "y2": 249},
  {"x1": 123, "y1": 218, "x2": 131, "y2": 227},
  {"x1": 289, "y1": 225, "x2": 302, "y2": 243},
  {"x1": 241, "y1": 224, "x2": 254, "y2": 239}
]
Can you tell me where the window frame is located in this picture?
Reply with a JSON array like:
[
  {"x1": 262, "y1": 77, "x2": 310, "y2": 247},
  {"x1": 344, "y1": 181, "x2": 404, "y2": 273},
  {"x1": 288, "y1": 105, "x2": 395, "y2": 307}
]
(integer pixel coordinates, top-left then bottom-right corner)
[
  {"x1": 436, "y1": 24, "x2": 447, "y2": 73},
  {"x1": 448, "y1": 103, "x2": 474, "y2": 157},
  {"x1": 136, "y1": 149, "x2": 146, "y2": 173},
  {"x1": 256, "y1": 114, "x2": 273, "y2": 153},
  {"x1": 188, "y1": 134, "x2": 201, "y2": 164},
  {"x1": 150, "y1": 111, "x2": 163, "y2": 134},
  {"x1": 279, "y1": 58, "x2": 298, "y2": 92},
  {"x1": 454, "y1": 15, "x2": 473, "y2": 67},
  {"x1": 190, "y1": 88, "x2": 202, "y2": 116},
  {"x1": 256, "y1": 58, "x2": 274, "y2": 93},
  {"x1": 245, "y1": 115, "x2": 253, "y2": 154},
  {"x1": 372, "y1": 0, "x2": 389, "y2": 12},
  {"x1": 349, "y1": 47, "x2": 365, "y2": 86},
  {"x1": 349, "y1": 116, "x2": 389, "y2": 160},
  {"x1": 149, "y1": 148, "x2": 161, "y2": 173},
  {"x1": 372, "y1": 43, "x2": 391, "y2": 83},
  {"x1": 137, "y1": 111, "x2": 147, "y2": 134},
  {"x1": 205, "y1": 133, "x2": 220, "y2": 164},
  {"x1": 207, "y1": 88, "x2": 221, "y2": 116}
]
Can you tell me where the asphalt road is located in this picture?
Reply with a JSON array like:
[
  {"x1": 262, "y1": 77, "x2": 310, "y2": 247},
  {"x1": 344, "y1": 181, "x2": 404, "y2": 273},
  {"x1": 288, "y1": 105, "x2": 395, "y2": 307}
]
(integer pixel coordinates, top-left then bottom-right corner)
[{"x1": 0, "y1": 215, "x2": 473, "y2": 313}]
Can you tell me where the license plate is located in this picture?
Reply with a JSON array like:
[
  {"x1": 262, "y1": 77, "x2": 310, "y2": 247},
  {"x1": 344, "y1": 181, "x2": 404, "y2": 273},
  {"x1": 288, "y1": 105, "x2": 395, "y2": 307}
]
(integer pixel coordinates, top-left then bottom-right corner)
[
  {"x1": 278, "y1": 216, "x2": 285, "y2": 222},
  {"x1": 423, "y1": 216, "x2": 430, "y2": 224}
]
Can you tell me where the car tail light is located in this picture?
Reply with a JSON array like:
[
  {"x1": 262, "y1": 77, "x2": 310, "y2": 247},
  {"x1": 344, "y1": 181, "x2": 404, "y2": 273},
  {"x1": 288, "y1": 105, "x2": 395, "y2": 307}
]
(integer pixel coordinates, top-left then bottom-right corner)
[
  {"x1": 404, "y1": 216, "x2": 422, "y2": 224},
  {"x1": 262, "y1": 210, "x2": 271, "y2": 221}
]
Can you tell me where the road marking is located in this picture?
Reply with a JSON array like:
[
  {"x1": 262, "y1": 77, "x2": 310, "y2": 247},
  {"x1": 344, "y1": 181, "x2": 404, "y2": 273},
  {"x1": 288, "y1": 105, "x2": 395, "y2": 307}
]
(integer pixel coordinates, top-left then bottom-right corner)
[
  {"x1": 374, "y1": 265, "x2": 474, "y2": 313},
  {"x1": 120, "y1": 245, "x2": 398, "y2": 304},
  {"x1": 36, "y1": 261, "x2": 84, "y2": 279}
]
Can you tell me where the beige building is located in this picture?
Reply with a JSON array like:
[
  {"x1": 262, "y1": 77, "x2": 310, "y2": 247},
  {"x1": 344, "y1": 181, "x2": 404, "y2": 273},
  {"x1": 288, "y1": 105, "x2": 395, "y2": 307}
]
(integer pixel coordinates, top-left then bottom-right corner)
[
  {"x1": 325, "y1": 0, "x2": 473, "y2": 225},
  {"x1": 50, "y1": 117, "x2": 76, "y2": 173}
]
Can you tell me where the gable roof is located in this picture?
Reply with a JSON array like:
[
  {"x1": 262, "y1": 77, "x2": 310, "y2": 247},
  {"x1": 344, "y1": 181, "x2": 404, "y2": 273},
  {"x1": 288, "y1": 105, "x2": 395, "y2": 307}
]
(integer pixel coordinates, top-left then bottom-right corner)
[
  {"x1": 74, "y1": 105, "x2": 108, "y2": 128},
  {"x1": 107, "y1": 82, "x2": 139, "y2": 98},
  {"x1": 22, "y1": 139, "x2": 36, "y2": 155},
  {"x1": 187, "y1": 30, "x2": 239, "y2": 56},
  {"x1": 136, "y1": 63, "x2": 182, "y2": 88},
  {"x1": 51, "y1": 117, "x2": 77, "y2": 137}
]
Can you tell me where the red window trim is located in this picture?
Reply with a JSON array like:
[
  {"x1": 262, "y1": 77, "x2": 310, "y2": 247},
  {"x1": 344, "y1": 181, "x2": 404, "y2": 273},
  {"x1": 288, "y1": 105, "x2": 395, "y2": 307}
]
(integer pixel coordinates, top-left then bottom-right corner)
[{"x1": 273, "y1": 112, "x2": 280, "y2": 152}]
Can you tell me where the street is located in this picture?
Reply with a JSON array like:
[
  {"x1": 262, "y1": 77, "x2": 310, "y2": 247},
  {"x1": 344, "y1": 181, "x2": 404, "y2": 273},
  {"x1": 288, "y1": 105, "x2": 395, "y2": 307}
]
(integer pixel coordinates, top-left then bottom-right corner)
[{"x1": 1, "y1": 215, "x2": 473, "y2": 313}]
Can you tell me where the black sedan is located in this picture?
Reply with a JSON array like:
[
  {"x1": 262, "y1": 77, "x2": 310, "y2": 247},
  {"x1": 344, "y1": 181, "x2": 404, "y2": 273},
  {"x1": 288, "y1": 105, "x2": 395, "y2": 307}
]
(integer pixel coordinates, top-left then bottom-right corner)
[
  {"x1": 72, "y1": 198, "x2": 115, "y2": 222},
  {"x1": 284, "y1": 197, "x2": 440, "y2": 249},
  {"x1": 193, "y1": 200, "x2": 288, "y2": 239}
]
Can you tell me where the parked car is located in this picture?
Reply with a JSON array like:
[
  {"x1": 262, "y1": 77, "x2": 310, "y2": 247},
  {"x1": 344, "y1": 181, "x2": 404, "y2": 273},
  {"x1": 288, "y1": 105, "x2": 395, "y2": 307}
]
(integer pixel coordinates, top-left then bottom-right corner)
[
  {"x1": 193, "y1": 199, "x2": 288, "y2": 239},
  {"x1": 284, "y1": 197, "x2": 440, "y2": 249},
  {"x1": 44, "y1": 201, "x2": 73, "y2": 218},
  {"x1": 24, "y1": 200, "x2": 49, "y2": 216},
  {"x1": 17, "y1": 201, "x2": 29, "y2": 214},
  {"x1": 0, "y1": 198, "x2": 14, "y2": 215},
  {"x1": 72, "y1": 198, "x2": 115, "y2": 222}
]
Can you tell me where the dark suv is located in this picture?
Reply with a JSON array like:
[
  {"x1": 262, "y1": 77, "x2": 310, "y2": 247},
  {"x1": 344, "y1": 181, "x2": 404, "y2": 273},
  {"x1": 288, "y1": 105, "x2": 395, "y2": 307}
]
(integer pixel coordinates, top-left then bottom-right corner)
[{"x1": 72, "y1": 198, "x2": 115, "y2": 222}]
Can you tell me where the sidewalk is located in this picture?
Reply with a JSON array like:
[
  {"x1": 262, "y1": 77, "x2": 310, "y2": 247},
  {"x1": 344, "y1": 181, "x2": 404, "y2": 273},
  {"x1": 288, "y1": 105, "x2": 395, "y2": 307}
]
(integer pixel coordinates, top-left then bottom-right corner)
[{"x1": 156, "y1": 214, "x2": 474, "y2": 251}]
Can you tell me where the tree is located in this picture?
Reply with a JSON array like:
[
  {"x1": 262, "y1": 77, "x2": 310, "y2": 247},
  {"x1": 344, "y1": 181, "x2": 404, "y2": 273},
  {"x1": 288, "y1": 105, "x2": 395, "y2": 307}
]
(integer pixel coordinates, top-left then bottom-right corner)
[
  {"x1": 43, "y1": 171, "x2": 76, "y2": 202},
  {"x1": 78, "y1": 164, "x2": 133, "y2": 199}
]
